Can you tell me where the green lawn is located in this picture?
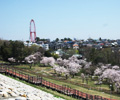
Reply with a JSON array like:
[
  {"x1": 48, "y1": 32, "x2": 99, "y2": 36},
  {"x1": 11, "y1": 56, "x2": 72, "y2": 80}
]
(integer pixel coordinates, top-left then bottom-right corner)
[
  {"x1": 12, "y1": 64, "x2": 120, "y2": 100},
  {"x1": 13, "y1": 64, "x2": 110, "y2": 90},
  {"x1": 43, "y1": 77, "x2": 120, "y2": 100}
]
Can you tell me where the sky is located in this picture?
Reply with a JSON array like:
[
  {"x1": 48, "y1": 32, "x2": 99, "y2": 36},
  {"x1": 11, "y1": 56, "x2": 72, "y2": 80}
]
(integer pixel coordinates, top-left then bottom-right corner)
[{"x1": 0, "y1": 0, "x2": 120, "y2": 41}]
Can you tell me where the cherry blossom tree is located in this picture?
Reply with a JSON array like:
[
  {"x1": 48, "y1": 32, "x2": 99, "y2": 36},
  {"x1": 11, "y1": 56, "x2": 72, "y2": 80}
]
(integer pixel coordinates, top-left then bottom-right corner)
[
  {"x1": 33, "y1": 52, "x2": 42, "y2": 62},
  {"x1": 54, "y1": 66, "x2": 63, "y2": 76},
  {"x1": 94, "y1": 64, "x2": 112, "y2": 76},
  {"x1": 67, "y1": 62, "x2": 81, "y2": 78},
  {"x1": 53, "y1": 65, "x2": 70, "y2": 79},
  {"x1": 94, "y1": 68, "x2": 102, "y2": 76},
  {"x1": 115, "y1": 82, "x2": 120, "y2": 92},
  {"x1": 101, "y1": 65, "x2": 108, "y2": 71},
  {"x1": 112, "y1": 65, "x2": 119, "y2": 70},
  {"x1": 8, "y1": 57, "x2": 16, "y2": 63},
  {"x1": 99, "y1": 68, "x2": 120, "y2": 92},
  {"x1": 56, "y1": 58, "x2": 64, "y2": 66},
  {"x1": 62, "y1": 68, "x2": 70, "y2": 79},
  {"x1": 62, "y1": 59, "x2": 69, "y2": 67},
  {"x1": 83, "y1": 62, "x2": 92, "y2": 69},
  {"x1": 81, "y1": 73, "x2": 85, "y2": 83},
  {"x1": 93, "y1": 63, "x2": 120, "y2": 92},
  {"x1": 53, "y1": 65, "x2": 58, "y2": 74},
  {"x1": 24, "y1": 52, "x2": 42, "y2": 68},
  {"x1": 55, "y1": 56, "x2": 95, "y2": 79},
  {"x1": 40, "y1": 57, "x2": 55, "y2": 66},
  {"x1": 78, "y1": 59, "x2": 87, "y2": 65},
  {"x1": 68, "y1": 56, "x2": 79, "y2": 63},
  {"x1": 25, "y1": 55, "x2": 36, "y2": 69}
]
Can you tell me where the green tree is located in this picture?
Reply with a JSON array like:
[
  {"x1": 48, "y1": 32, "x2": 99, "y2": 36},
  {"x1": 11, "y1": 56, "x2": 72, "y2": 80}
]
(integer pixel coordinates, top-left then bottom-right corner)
[
  {"x1": 44, "y1": 50, "x2": 52, "y2": 57},
  {"x1": 35, "y1": 37, "x2": 40, "y2": 42},
  {"x1": 55, "y1": 38, "x2": 59, "y2": 42},
  {"x1": 51, "y1": 53, "x2": 59, "y2": 59},
  {"x1": 0, "y1": 41, "x2": 12, "y2": 61}
]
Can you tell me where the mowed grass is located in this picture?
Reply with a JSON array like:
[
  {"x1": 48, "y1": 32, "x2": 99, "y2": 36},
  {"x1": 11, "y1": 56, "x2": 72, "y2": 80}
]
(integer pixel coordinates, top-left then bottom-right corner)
[
  {"x1": 13, "y1": 64, "x2": 120, "y2": 100},
  {"x1": 43, "y1": 77, "x2": 120, "y2": 100},
  {"x1": 68, "y1": 77, "x2": 109, "y2": 89},
  {"x1": 14, "y1": 64, "x2": 110, "y2": 90}
]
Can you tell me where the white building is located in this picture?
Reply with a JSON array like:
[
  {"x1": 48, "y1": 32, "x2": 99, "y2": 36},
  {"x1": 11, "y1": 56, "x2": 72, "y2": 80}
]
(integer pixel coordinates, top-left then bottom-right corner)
[{"x1": 24, "y1": 41, "x2": 49, "y2": 50}]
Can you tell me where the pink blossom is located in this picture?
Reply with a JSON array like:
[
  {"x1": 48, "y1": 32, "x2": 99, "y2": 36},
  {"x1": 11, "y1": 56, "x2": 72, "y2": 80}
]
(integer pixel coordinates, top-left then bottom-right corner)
[
  {"x1": 8, "y1": 57, "x2": 16, "y2": 63},
  {"x1": 40, "y1": 57, "x2": 55, "y2": 66},
  {"x1": 94, "y1": 68, "x2": 102, "y2": 76},
  {"x1": 25, "y1": 55, "x2": 36, "y2": 64},
  {"x1": 112, "y1": 65, "x2": 120, "y2": 70}
]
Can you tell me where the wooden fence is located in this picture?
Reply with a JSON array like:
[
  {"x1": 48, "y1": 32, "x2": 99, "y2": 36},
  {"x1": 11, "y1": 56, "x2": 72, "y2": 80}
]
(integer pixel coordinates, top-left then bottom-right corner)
[
  {"x1": 0, "y1": 66, "x2": 116, "y2": 100},
  {"x1": 12, "y1": 66, "x2": 117, "y2": 95}
]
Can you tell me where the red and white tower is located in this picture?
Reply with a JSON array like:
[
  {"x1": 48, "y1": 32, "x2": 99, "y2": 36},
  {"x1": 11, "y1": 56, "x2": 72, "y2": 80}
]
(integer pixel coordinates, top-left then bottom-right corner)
[{"x1": 30, "y1": 19, "x2": 36, "y2": 42}]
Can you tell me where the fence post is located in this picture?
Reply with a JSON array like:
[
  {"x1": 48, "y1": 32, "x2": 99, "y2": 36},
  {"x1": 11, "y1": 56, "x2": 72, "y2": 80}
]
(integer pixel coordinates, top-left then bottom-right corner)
[
  {"x1": 12, "y1": 69, "x2": 15, "y2": 77},
  {"x1": 27, "y1": 74, "x2": 29, "y2": 81},
  {"x1": 21, "y1": 72, "x2": 22, "y2": 80},
  {"x1": 61, "y1": 85, "x2": 63, "y2": 93},
  {"x1": 73, "y1": 89, "x2": 75, "y2": 97},
  {"x1": 26, "y1": 74, "x2": 29, "y2": 81},
  {"x1": 37, "y1": 76, "x2": 39, "y2": 85},
  {"x1": 41, "y1": 77, "x2": 42, "y2": 85},
  {"x1": 77, "y1": 90, "x2": 79, "y2": 99},
  {"x1": 19, "y1": 71, "x2": 21, "y2": 79},
  {"x1": 65, "y1": 85, "x2": 66, "y2": 94},
  {"x1": 37, "y1": 76, "x2": 38, "y2": 84},
  {"x1": 75, "y1": 89, "x2": 77, "y2": 98},
  {"x1": 67, "y1": 86, "x2": 69, "y2": 96},
  {"x1": 11, "y1": 69, "x2": 12, "y2": 76},
  {"x1": 0, "y1": 66, "x2": 1, "y2": 72},
  {"x1": 62, "y1": 85, "x2": 65, "y2": 94},
  {"x1": 29, "y1": 76, "x2": 31, "y2": 83},
  {"x1": 5, "y1": 67, "x2": 7, "y2": 75},
  {"x1": 0, "y1": 66, "x2": 2, "y2": 72},
  {"x1": 30, "y1": 76, "x2": 31, "y2": 83},
  {"x1": 25, "y1": 74, "x2": 27, "y2": 81},
  {"x1": 8, "y1": 68, "x2": 10, "y2": 76},
  {"x1": 22, "y1": 73, "x2": 25, "y2": 80},
  {"x1": 28, "y1": 75, "x2": 29, "y2": 82},
  {"x1": 86, "y1": 94, "x2": 88, "y2": 99},
  {"x1": 7, "y1": 68, "x2": 9, "y2": 75},
  {"x1": 20, "y1": 71, "x2": 22, "y2": 79},
  {"x1": 31, "y1": 76, "x2": 33, "y2": 83},
  {"x1": 80, "y1": 91, "x2": 82, "y2": 99},
  {"x1": 15, "y1": 69, "x2": 16, "y2": 78},
  {"x1": 89, "y1": 95, "x2": 93, "y2": 100},
  {"x1": 48, "y1": 81, "x2": 50, "y2": 88},
  {"x1": 12, "y1": 68, "x2": 13, "y2": 77}
]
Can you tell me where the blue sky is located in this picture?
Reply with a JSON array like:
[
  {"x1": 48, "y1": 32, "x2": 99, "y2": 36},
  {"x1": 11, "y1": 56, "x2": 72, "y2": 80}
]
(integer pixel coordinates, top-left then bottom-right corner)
[{"x1": 0, "y1": 0, "x2": 120, "y2": 41}]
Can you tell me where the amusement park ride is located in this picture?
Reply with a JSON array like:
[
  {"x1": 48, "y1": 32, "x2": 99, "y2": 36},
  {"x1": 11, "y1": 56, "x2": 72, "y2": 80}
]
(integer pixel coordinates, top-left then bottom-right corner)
[{"x1": 30, "y1": 19, "x2": 36, "y2": 42}]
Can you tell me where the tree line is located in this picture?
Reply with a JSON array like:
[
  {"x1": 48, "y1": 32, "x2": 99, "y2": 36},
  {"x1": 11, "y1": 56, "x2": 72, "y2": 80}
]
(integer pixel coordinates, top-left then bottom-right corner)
[
  {"x1": 0, "y1": 40, "x2": 44, "y2": 63},
  {"x1": 79, "y1": 47, "x2": 120, "y2": 66}
]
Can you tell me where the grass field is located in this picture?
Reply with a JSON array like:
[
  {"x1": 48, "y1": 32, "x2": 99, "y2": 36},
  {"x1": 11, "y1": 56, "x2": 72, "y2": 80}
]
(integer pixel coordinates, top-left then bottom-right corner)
[
  {"x1": 12, "y1": 64, "x2": 120, "y2": 100},
  {"x1": 13, "y1": 64, "x2": 110, "y2": 90}
]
